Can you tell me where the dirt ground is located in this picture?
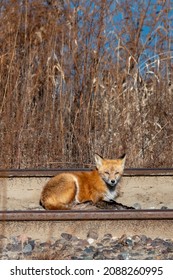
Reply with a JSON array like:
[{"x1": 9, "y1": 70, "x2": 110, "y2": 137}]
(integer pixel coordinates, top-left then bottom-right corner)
[{"x1": 1, "y1": 175, "x2": 173, "y2": 210}]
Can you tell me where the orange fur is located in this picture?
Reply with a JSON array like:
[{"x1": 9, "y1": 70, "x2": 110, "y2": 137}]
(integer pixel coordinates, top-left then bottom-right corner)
[{"x1": 40, "y1": 154, "x2": 126, "y2": 210}]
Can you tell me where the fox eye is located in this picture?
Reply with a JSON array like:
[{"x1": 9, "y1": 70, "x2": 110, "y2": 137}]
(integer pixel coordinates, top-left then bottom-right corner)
[
  {"x1": 115, "y1": 172, "x2": 119, "y2": 175},
  {"x1": 105, "y1": 171, "x2": 110, "y2": 175}
]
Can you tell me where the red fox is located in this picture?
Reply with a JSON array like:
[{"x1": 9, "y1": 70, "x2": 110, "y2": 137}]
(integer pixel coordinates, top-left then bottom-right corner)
[{"x1": 40, "y1": 153, "x2": 126, "y2": 210}]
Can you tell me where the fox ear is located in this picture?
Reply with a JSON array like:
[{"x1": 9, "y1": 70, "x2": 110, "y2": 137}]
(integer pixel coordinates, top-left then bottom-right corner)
[
  {"x1": 95, "y1": 153, "x2": 103, "y2": 168},
  {"x1": 119, "y1": 153, "x2": 126, "y2": 167}
]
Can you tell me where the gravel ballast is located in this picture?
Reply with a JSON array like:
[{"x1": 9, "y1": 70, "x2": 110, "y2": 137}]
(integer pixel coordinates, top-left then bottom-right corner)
[{"x1": 1, "y1": 232, "x2": 173, "y2": 260}]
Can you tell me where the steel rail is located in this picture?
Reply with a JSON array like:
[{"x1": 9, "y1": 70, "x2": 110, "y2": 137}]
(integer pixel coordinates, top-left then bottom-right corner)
[
  {"x1": 1, "y1": 210, "x2": 173, "y2": 221},
  {"x1": 1, "y1": 168, "x2": 173, "y2": 177}
]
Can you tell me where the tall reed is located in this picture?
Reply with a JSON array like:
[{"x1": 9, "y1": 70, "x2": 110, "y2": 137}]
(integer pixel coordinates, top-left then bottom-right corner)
[{"x1": 0, "y1": 0, "x2": 173, "y2": 168}]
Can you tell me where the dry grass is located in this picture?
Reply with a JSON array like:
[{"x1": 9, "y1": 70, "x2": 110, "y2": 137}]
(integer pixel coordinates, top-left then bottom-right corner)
[{"x1": 0, "y1": 0, "x2": 173, "y2": 169}]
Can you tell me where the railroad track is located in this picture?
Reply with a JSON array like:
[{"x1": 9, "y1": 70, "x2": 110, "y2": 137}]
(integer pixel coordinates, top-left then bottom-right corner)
[{"x1": 0, "y1": 168, "x2": 173, "y2": 240}]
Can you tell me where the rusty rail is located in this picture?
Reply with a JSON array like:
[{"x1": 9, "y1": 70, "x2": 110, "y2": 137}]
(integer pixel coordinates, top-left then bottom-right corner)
[
  {"x1": 1, "y1": 168, "x2": 173, "y2": 177},
  {"x1": 1, "y1": 210, "x2": 173, "y2": 221}
]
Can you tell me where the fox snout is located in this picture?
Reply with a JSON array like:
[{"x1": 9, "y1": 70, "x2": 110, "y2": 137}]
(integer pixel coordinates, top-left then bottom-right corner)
[
  {"x1": 110, "y1": 179, "x2": 117, "y2": 186},
  {"x1": 105, "y1": 177, "x2": 119, "y2": 187}
]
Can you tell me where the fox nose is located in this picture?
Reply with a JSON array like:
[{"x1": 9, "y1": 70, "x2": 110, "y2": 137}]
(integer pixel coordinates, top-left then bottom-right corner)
[{"x1": 111, "y1": 179, "x2": 116, "y2": 184}]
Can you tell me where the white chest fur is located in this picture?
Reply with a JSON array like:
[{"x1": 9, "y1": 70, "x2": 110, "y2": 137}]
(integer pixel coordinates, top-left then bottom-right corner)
[{"x1": 103, "y1": 189, "x2": 117, "y2": 202}]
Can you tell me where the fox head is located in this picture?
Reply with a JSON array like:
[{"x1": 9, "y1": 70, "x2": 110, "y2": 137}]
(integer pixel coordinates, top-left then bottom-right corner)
[{"x1": 95, "y1": 153, "x2": 126, "y2": 189}]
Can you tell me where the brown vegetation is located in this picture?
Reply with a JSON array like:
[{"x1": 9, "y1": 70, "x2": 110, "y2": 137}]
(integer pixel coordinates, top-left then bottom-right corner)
[{"x1": 0, "y1": 0, "x2": 173, "y2": 169}]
